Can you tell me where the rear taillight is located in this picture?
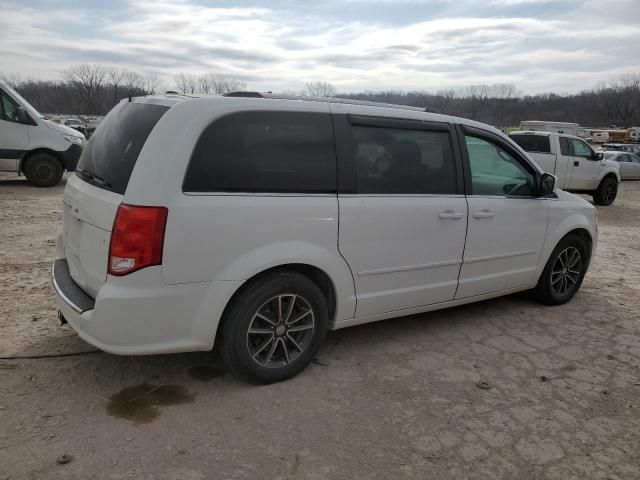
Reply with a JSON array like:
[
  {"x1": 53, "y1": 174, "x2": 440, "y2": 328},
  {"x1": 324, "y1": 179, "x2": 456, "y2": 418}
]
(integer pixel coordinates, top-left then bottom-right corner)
[{"x1": 108, "y1": 204, "x2": 168, "y2": 276}]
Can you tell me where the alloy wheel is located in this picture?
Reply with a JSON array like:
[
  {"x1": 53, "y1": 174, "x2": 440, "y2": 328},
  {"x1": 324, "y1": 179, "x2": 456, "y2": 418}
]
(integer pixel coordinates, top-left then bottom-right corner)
[
  {"x1": 550, "y1": 247, "x2": 582, "y2": 296},
  {"x1": 246, "y1": 294, "x2": 315, "y2": 368},
  {"x1": 604, "y1": 182, "x2": 616, "y2": 203}
]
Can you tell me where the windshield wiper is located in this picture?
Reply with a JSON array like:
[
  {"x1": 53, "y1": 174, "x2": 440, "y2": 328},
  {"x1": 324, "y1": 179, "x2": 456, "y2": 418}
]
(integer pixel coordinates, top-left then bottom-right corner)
[{"x1": 77, "y1": 169, "x2": 113, "y2": 189}]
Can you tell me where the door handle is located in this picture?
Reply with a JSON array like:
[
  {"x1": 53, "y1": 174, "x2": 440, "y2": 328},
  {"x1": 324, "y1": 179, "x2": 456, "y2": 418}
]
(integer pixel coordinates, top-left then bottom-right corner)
[
  {"x1": 472, "y1": 209, "x2": 495, "y2": 219},
  {"x1": 574, "y1": 160, "x2": 580, "y2": 166},
  {"x1": 438, "y1": 210, "x2": 464, "y2": 220}
]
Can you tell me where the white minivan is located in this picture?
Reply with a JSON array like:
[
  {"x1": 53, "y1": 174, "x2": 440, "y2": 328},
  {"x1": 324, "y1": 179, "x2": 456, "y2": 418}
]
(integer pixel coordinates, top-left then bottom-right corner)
[
  {"x1": 0, "y1": 79, "x2": 85, "y2": 186},
  {"x1": 52, "y1": 93, "x2": 598, "y2": 384}
]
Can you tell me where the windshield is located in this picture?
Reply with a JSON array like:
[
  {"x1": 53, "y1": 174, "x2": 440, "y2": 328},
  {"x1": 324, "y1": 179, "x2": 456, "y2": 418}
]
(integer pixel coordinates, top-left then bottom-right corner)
[
  {"x1": 76, "y1": 101, "x2": 169, "y2": 194},
  {"x1": 0, "y1": 81, "x2": 42, "y2": 118}
]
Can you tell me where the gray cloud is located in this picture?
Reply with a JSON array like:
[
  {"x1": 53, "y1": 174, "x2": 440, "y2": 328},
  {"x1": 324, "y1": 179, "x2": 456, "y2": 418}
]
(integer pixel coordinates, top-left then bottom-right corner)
[{"x1": 1, "y1": 0, "x2": 639, "y2": 94}]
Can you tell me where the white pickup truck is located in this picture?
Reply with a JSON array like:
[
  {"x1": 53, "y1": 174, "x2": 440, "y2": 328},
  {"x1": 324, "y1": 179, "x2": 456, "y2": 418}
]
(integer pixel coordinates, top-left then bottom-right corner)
[{"x1": 510, "y1": 131, "x2": 621, "y2": 205}]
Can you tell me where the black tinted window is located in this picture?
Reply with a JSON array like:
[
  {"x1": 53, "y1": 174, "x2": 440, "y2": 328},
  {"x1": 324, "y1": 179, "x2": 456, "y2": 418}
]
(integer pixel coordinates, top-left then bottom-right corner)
[
  {"x1": 352, "y1": 126, "x2": 456, "y2": 194},
  {"x1": 184, "y1": 111, "x2": 336, "y2": 193},
  {"x1": 76, "y1": 102, "x2": 169, "y2": 194},
  {"x1": 510, "y1": 134, "x2": 551, "y2": 153},
  {"x1": 559, "y1": 137, "x2": 572, "y2": 156}
]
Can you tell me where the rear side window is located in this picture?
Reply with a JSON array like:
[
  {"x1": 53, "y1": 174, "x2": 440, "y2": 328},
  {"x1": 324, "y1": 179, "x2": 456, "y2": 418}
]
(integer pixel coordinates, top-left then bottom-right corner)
[
  {"x1": 510, "y1": 134, "x2": 551, "y2": 154},
  {"x1": 184, "y1": 111, "x2": 336, "y2": 193},
  {"x1": 559, "y1": 137, "x2": 572, "y2": 156},
  {"x1": 76, "y1": 102, "x2": 169, "y2": 194},
  {"x1": 352, "y1": 126, "x2": 456, "y2": 194}
]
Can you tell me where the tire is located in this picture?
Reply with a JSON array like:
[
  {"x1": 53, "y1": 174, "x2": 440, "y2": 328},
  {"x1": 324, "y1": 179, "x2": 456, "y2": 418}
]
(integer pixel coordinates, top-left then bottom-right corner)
[
  {"x1": 532, "y1": 234, "x2": 589, "y2": 305},
  {"x1": 24, "y1": 153, "x2": 64, "y2": 187},
  {"x1": 219, "y1": 271, "x2": 328, "y2": 384},
  {"x1": 592, "y1": 176, "x2": 618, "y2": 206}
]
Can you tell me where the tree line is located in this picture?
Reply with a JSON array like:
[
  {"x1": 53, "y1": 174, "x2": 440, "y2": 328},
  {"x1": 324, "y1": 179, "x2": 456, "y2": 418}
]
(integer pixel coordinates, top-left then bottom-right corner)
[
  {"x1": 2, "y1": 64, "x2": 639, "y2": 127},
  {"x1": 340, "y1": 76, "x2": 640, "y2": 127}
]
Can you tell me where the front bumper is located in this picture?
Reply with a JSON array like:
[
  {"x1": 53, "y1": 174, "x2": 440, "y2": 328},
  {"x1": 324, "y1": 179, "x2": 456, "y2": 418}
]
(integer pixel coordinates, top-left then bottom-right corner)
[
  {"x1": 51, "y1": 252, "x2": 241, "y2": 356},
  {"x1": 59, "y1": 143, "x2": 83, "y2": 172}
]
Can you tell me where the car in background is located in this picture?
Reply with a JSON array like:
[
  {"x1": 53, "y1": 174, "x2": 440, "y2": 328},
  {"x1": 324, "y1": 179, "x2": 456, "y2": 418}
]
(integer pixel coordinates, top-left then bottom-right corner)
[
  {"x1": 598, "y1": 143, "x2": 640, "y2": 155},
  {"x1": 510, "y1": 130, "x2": 620, "y2": 205},
  {"x1": 0, "y1": 78, "x2": 85, "y2": 186},
  {"x1": 62, "y1": 118, "x2": 88, "y2": 136},
  {"x1": 603, "y1": 151, "x2": 640, "y2": 180}
]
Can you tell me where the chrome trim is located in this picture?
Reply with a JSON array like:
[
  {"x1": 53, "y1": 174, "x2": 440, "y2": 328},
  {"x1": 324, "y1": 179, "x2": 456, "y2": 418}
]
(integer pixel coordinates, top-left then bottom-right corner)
[
  {"x1": 464, "y1": 249, "x2": 538, "y2": 264},
  {"x1": 51, "y1": 261, "x2": 83, "y2": 314},
  {"x1": 183, "y1": 192, "x2": 336, "y2": 197},
  {"x1": 358, "y1": 259, "x2": 462, "y2": 276},
  {"x1": 339, "y1": 194, "x2": 466, "y2": 198}
]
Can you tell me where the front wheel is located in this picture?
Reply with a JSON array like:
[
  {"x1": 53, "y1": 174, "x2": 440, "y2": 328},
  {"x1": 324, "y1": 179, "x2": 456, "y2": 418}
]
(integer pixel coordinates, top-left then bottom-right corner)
[
  {"x1": 219, "y1": 271, "x2": 328, "y2": 384},
  {"x1": 532, "y1": 234, "x2": 589, "y2": 305},
  {"x1": 593, "y1": 177, "x2": 618, "y2": 206},
  {"x1": 24, "y1": 153, "x2": 64, "y2": 187}
]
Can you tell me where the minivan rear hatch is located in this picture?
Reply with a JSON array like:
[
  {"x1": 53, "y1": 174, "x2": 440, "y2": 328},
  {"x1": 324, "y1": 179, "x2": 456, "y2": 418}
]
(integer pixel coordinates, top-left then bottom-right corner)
[{"x1": 63, "y1": 100, "x2": 169, "y2": 297}]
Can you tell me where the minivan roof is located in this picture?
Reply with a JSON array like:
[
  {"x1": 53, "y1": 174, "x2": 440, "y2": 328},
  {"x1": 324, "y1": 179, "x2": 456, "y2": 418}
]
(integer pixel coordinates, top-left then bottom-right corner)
[
  {"x1": 156, "y1": 90, "x2": 435, "y2": 113},
  {"x1": 134, "y1": 91, "x2": 504, "y2": 137}
]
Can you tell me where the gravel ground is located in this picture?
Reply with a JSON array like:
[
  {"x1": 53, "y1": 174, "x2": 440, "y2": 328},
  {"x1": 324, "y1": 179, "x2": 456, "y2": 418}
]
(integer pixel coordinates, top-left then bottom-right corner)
[{"x1": 1, "y1": 173, "x2": 639, "y2": 480}]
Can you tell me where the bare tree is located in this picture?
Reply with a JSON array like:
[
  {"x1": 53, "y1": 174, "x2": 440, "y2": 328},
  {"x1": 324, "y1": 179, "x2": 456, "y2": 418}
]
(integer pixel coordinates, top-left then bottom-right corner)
[
  {"x1": 174, "y1": 73, "x2": 198, "y2": 94},
  {"x1": 303, "y1": 81, "x2": 336, "y2": 97},
  {"x1": 0, "y1": 72, "x2": 24, "y2": 88},
  {"x1": 63, "y1": 64, "x2": 108, "y2": 113},
  {"x1": 106, "y1": 66, "x2": 125, "y2": 105},
  {"x1": 143, "y1": 73, "x2": 161, "y2": 95},
  {"x1": 597, "y1": 74, "x2": 640, "y2": 125}
]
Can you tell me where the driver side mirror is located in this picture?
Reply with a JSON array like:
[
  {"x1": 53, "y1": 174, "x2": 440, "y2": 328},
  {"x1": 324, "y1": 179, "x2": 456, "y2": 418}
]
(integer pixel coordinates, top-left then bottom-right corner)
[
  {"x1": 594, "y1": 152, "x2": 604, "y2": 161},
  {"x1": 538, "y1": 173, "x2": 556, "y2": 197}
]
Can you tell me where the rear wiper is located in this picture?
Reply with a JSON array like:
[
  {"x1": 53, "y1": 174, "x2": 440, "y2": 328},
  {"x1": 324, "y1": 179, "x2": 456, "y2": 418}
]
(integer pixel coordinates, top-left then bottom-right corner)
[{"x1": 77, "y1": 169, "x2": 113, "y2": 189}]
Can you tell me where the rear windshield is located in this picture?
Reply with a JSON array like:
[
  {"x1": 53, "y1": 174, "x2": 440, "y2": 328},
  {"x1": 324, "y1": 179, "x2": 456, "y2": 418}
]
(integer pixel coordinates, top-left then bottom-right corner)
[
  {"x1": 510, "y1": 134, "x2": 551, "y2": 154},
  {"x1": 76, "y1": 101, "x2": 169, "y2": 194}
]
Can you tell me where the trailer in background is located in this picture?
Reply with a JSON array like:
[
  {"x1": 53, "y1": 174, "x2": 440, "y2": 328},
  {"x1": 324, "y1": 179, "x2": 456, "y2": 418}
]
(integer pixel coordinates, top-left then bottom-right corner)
[
  {"x1": 592, "y1": 131, "x2": 610, "y2": 143},
  {"x1": 519, "y1": 120, "x2": 579, "y2": 136}
]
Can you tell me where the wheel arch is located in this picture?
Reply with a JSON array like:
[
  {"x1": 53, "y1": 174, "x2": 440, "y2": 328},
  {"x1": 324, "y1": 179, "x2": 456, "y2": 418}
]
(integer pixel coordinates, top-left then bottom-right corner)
[
  {"x1": 211, "y1": 263, "x2": 339, "y2": 349},
  {"x1": 599, "y1": 170, "x2": 620, "y2": 185},
  {"x1": 221, "y1": 263, "x2": 337, "y2": 323},
  {"x1": 536, "y1": 225, "x2": 595, "y2": 285}
]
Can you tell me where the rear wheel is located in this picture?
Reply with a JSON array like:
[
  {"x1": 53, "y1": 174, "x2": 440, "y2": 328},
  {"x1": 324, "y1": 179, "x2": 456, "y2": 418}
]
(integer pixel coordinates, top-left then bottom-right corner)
[
  {"x1": 532, "y1": 234, "x2": 589, "y2": 305},
  {"x1": 219, "y1": 271, "x2": 328, "y2": 384},
  {"x1": 593, "y1": 176, "x2": 618, "y2": 206},
  {"x1": 24, "y1": 153, "x2": 63, "y2": 187}
]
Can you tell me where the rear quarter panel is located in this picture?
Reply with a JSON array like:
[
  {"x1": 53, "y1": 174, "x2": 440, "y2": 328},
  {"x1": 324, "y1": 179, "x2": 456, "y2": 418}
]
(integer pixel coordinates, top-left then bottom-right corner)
[{"x1": 123, "y1": 97, "x2": 357, "y2": 323}]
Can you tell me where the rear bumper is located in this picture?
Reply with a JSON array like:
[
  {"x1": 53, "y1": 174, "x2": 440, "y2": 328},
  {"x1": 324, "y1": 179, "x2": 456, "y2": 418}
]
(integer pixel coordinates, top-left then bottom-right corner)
[
  {"x1": 52, "y1": 259, "x2": 95, "y2": 313},
  {"x1": 51, "y1": 252, "x2": 241, "y2": 356}
]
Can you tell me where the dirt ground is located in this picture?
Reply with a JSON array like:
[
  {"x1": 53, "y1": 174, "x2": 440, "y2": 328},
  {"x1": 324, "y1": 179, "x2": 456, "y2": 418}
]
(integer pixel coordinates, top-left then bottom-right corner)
[{"x1": 1, "y1": 173, "x2": 639, "y2": 480}]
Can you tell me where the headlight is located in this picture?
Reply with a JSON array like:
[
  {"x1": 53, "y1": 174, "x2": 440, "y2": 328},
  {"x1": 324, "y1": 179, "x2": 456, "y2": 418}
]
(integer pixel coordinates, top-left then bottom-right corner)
[{"x1": 62, "y1": 134, "x2": 84, "y2": 145}]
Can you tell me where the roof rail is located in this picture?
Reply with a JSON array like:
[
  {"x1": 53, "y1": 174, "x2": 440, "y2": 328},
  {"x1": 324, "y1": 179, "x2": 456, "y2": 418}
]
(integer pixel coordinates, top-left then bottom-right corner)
[{"x1": 222, "y1": 91, "x2": 438, "y2": 113}]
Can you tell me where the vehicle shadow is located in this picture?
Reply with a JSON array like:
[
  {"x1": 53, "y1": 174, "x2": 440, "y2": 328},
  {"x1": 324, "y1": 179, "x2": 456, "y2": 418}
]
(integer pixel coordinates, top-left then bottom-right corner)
[
  {"x1": 13, "y1": 291, "x2": 557, "y2": 383},
  {"x1": 0, "y1": 175, "x2": 68, "y2": 188},
  {"x1": 15, "y1": 281, "x2": 620, "y2": 403}
]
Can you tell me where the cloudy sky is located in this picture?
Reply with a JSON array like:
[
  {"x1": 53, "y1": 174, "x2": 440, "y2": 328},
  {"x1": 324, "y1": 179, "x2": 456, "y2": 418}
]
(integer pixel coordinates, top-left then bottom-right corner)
[{"x1": 1, "y1": 0, "x2": 639, "y2": 94}]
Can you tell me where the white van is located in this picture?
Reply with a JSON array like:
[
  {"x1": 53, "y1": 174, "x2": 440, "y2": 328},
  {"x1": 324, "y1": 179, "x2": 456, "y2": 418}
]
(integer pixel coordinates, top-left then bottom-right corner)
[
  {"x1": 52, "y1": 93, "x2": 598, "y2": 384},
  {"x1": 0, "y1": 79, "x2": 85, "y2": 186}
]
